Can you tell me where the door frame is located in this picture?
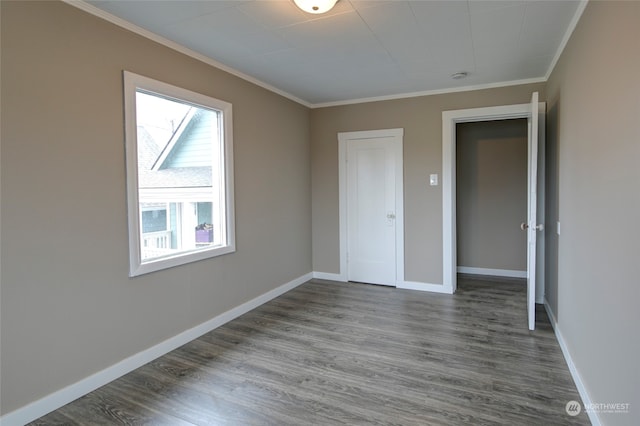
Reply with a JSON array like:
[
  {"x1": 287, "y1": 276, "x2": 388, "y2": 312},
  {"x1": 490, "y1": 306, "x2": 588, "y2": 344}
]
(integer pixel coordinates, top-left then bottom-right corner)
[
  {"x1": 442, "y1": 103, "x2": 545, "y2": 296},
  {"x1": 338, "y1": 128, "x2": 404, "y2": 285}
]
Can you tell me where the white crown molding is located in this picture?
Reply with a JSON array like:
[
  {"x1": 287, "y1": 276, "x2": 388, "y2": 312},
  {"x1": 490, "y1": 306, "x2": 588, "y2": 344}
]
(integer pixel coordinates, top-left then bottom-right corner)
[
  {"x1": 545, "y1": 0, "x2": 589, "y2": 80},
  {"x1": 310, "y1": 77, "x2": 547, "y2": 109},
  {"x1": 62, "y1": 0, "x2": 587, "y2": 111},
  {"x1": 61, "y1": 0, "x2": 313, "y2": 108}
]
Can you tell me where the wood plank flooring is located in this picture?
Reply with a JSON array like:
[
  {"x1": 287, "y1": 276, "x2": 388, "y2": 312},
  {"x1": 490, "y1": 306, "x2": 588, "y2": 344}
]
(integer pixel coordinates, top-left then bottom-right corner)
[{"x1": 30, "y1": 277, "x2": 590, "y2": 425}]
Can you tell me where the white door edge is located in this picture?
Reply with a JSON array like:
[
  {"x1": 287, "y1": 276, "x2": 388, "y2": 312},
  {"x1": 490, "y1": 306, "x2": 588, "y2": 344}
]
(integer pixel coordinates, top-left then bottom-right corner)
[{"x1": 527, "y1": 92, "x2": 540, "y2": 331}]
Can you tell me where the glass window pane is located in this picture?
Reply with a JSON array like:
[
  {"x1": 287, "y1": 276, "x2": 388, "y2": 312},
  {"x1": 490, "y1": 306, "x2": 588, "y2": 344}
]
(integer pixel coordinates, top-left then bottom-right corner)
[
  {"x1": 124, "y1": 71, "x2": 235, "y2": 276},
  {"x1": 136, "y1": 91, "x2": 223, "y2": 261}
]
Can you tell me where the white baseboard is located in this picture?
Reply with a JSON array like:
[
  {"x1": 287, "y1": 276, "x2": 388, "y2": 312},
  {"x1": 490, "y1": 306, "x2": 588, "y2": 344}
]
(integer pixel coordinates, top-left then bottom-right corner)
[
  {"x1": 312, "y1": 271, "x2": 346, "y2": 282},
  {"x1": 543, "y1": 299, "x2": 601, "y2": 426},
  {"x1": 0, "y1": 272, "x2": 313, "y2": 426},
  {"x1": 397, "y1": 281, "x2": 454, "y2": 294},
  {"x1": 457, "y1": 266, "x2": 527, "y2": 279}
]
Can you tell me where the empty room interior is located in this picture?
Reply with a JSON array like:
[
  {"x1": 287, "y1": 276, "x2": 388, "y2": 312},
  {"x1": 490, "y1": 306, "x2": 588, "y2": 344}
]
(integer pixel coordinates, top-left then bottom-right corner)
[{"x1": 1, "y1": 1, "x2": 638, "y2": 425}]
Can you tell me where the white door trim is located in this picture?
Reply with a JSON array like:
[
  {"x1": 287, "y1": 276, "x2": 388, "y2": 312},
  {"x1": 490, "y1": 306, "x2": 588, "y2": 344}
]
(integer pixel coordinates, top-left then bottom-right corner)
[
  {"x1": 338, "y1": 128, "x2": 404, "y2": 285},
  {"x1": 442, "y1": 103, "x2": 539, "y2": 294}
]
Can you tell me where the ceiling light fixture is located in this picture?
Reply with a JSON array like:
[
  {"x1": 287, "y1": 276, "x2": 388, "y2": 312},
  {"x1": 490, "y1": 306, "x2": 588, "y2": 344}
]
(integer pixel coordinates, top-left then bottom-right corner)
[
  {"x1": 293, "y1": 0, "x2": 338, "y2": 14},
  {"x1": 451, "y1": 71, "x2": 468, "y2": 80}
]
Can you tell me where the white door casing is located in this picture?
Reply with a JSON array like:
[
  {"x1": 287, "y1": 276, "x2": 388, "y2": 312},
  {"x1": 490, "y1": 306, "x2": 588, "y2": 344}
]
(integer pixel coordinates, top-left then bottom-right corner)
[{"x1": 338, "y1": 129, "x2": 404, "y2": 286}]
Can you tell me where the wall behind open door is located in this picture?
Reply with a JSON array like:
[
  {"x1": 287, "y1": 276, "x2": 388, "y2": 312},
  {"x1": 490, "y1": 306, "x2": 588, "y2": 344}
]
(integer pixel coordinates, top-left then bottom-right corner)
[{"x1": 456, "y1": 119, "x2": 528, "y2": 278}]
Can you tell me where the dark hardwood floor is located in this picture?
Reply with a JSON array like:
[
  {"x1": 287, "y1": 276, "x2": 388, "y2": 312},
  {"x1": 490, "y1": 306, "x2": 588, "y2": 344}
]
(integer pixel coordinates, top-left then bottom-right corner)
[{"x1": 30, "y1": 277, "x2": 590, "y2": 425}]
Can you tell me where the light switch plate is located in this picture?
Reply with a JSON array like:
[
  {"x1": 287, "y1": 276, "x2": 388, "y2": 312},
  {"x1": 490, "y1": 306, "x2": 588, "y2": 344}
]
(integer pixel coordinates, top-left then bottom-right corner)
[
  {"x1": 430, "y1": 174, "x2": 438, "y2": 186},
  {"x1": 557, "y1": 221, "x2": 561, "y2": 235}
]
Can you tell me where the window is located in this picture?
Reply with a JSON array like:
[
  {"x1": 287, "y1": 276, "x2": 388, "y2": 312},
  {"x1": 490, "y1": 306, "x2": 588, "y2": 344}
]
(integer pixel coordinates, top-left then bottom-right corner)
[{"x1": 124, "y1": 71, "x2": 235, "y2": 276}]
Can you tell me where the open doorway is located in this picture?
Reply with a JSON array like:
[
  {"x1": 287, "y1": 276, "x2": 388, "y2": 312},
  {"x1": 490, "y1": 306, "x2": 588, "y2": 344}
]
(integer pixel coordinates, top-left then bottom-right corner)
[
  {"x1": 455, "y1": 119, "x2": 528, "y2": 279},
  {"x1": 442, "y1": 97, "x2": 546, "y2": 330}
]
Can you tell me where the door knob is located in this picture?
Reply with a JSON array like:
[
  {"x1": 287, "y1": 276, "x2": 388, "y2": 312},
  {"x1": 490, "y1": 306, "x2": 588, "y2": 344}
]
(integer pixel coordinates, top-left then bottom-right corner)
[
  {"x1": 521, "y1": 222, "x2": 544, "y2": 231},
  {"x1": 386, "y1": 212, "x2": 396, "y2": 219}
]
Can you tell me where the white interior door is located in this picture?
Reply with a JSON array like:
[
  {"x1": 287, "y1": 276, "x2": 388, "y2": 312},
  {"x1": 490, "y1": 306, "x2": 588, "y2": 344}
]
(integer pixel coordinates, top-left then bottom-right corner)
[
  {"x1": 526, "y1": 92, "x2": 540, "y2": 330},
  {"x1": 347, "y1": 137, "x2": 397, "y2": 286}
]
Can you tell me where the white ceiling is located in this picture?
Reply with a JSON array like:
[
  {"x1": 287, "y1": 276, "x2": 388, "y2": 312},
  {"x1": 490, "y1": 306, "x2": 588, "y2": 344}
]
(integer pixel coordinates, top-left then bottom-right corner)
[{"x1": 84, "y1": 0, "x2": 584, "y2": 107}]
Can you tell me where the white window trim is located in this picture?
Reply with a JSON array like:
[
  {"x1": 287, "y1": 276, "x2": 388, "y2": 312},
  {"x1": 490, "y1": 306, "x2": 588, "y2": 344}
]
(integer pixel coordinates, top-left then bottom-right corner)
[{"x1": 123, "y1": 71, "x2": 235, "y2": 277}]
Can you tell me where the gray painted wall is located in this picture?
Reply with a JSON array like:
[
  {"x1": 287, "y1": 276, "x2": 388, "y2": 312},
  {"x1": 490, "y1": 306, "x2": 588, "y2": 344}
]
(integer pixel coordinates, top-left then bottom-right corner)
[
  {"x1": 456, "y1": 119, "x2": 528, "y2": 272},
  {"x1": 311, "y1": 84, "x2": 544, "y2": 285},
  {"x1": 546, "y1": 2, "x2": 639, "y2": 425},
  {"x1": 1, "y1": 1, "x2": 311, "y2": 415}
]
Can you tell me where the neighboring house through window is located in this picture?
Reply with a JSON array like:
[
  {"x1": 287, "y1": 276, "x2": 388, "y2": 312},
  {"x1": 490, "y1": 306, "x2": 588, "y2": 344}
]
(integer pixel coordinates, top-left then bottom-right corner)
[{"x1": 124, "y1": 71, "x2": 235, "y2": 276}]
